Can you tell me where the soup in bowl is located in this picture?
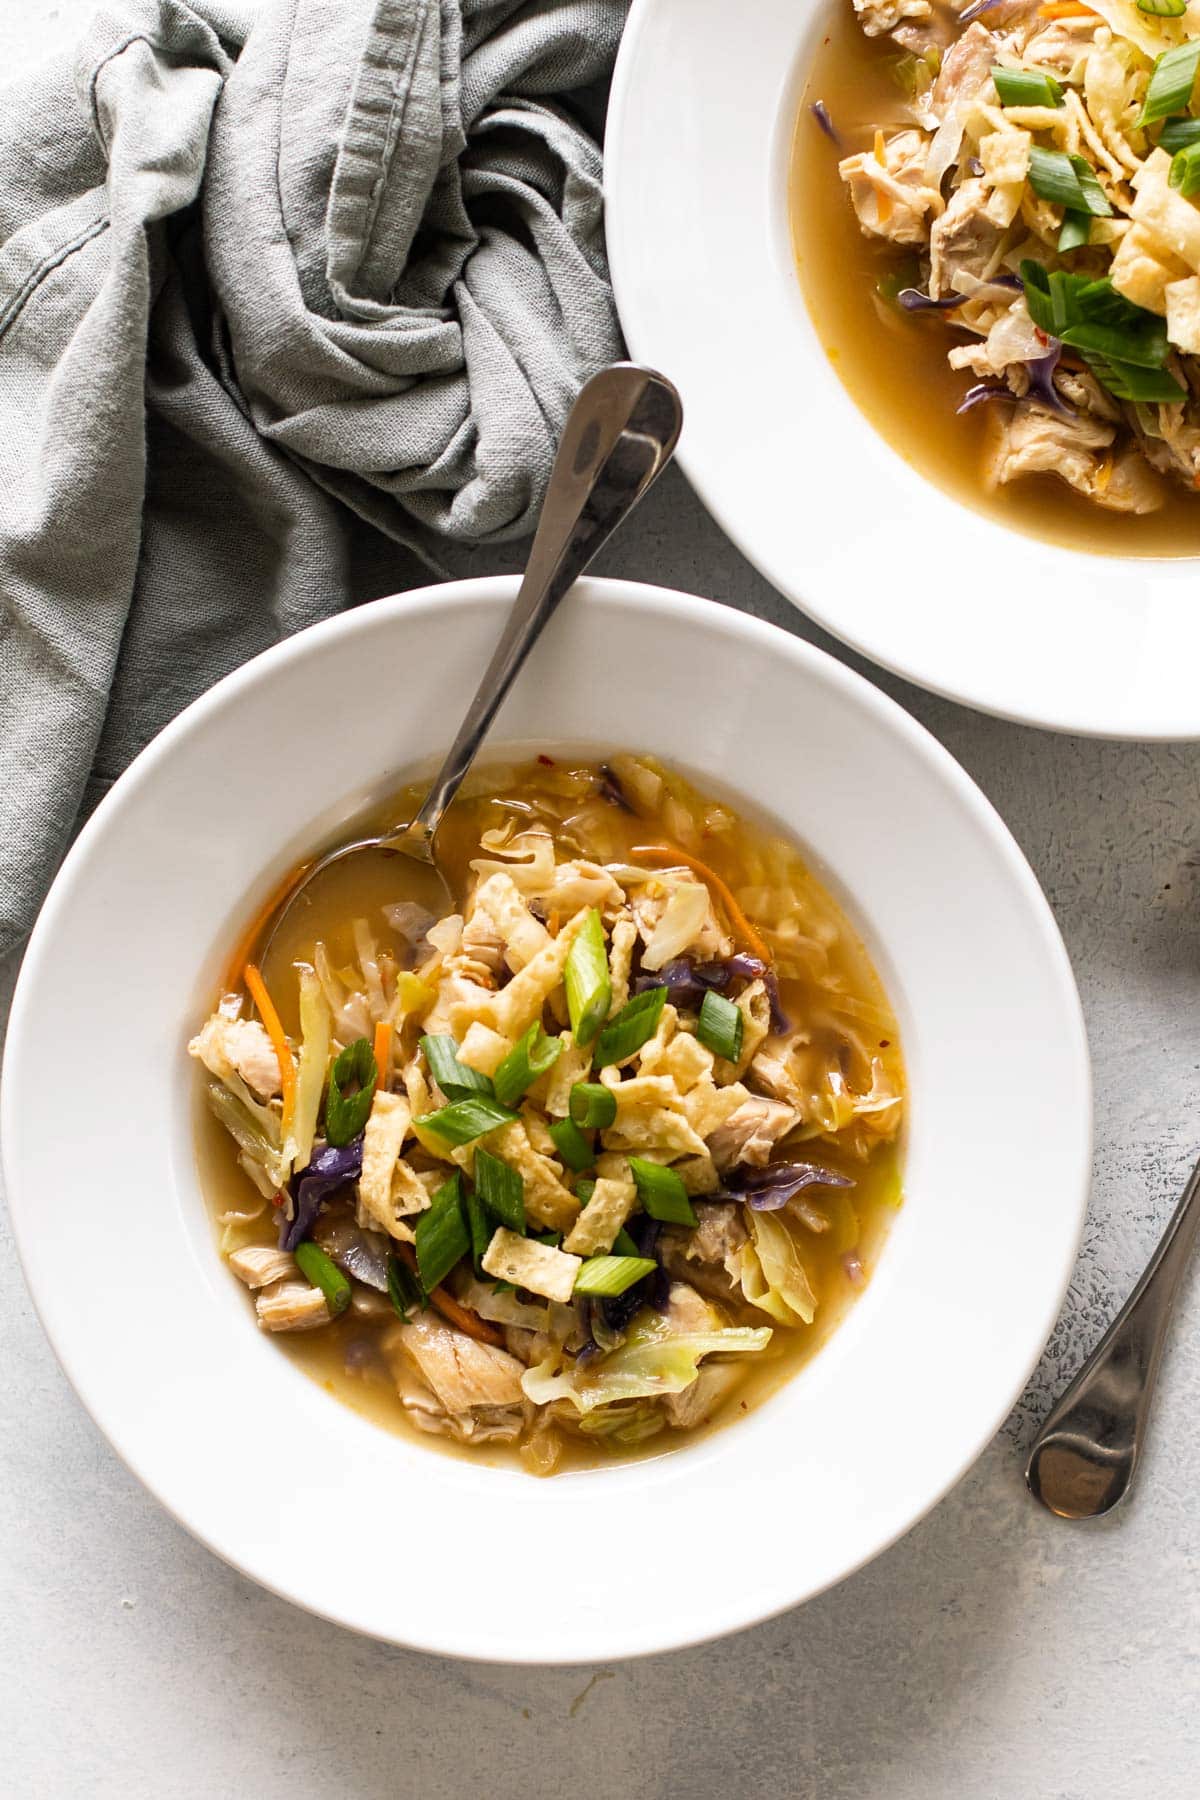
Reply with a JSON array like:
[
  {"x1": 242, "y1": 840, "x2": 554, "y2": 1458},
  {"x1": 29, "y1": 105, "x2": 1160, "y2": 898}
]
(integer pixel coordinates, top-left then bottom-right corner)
[
  {"x1": 1, "y1": 577, "x2": 1089, "y2": 1658},
  {"x1": 193, "y1": 755, "x2": 905, "y2": 1475}
]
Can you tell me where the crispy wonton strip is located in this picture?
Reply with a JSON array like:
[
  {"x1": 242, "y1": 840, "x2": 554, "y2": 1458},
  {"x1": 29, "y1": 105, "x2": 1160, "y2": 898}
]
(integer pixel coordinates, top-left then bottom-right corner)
[
  {"x1": 243, "y1": 962, "x2": 296, "y2": 1136},
  {"x1": 393, "y1": 1244, "x2": 505, "y2": 1346},
  {"x1": 631, "y1": 844, "x2": 771, "y2": 964}
]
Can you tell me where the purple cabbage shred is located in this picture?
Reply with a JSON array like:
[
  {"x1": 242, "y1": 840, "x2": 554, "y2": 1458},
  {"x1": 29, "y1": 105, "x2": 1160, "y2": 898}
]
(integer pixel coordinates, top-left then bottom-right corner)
[
  {"x1": 956, "y1": 382, "x2": 1013, "y2": 415},
  {"x1": 598, "y1": 764, "x2": 632, "y2": 812},
  {"x1": 959, "y1": 0, "x2": 1000, "y2": 21},
  {"x1": 1025, "y1": 340, "x2": 1073, "y2": 418},
  {"x1": 810, "y1": 101, "x2": 841, "y2": 146},
  {"x1": 724, "y1": 1162, "x2": 856, "y2": 1211},
  {"x1": 898, "y1": 288, "x2": 964, "y2": 312},
  {"x1": 280, "y1": 1136, "x2": 364, "y2": 1251},
  {"x1": 633, "y1": 951, "x2": 785, "y2": 1029}
]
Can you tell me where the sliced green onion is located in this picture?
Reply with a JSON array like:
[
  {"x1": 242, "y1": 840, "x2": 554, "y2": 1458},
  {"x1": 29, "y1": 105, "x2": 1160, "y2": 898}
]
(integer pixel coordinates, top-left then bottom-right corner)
[
  {"x1": 420, "y1": 1034, "x2": 494, "y2": 1103},
  {"x1": 414, "y1": 1174, "x2": 470, "y2": 1291},
  {"x1": 465, "y1": 1187, "x2": 492, "y2": 1274},
  {"x1": 293, "y1": 1241, "x2": 352, "y2": 1316},
  {"x1": 474, "y1": 1146, "x2": 526, "y2": 1233},
  {"x1": 696, "y1": 990, "x2": 744, "y2": 1062},
  {"x1": 387, "y1": 1253, "x2": 424, "y2": 1321},
  {"x1": 493, "y1": 1022, "x2": 562, "y2": 1108},
  {"x1": 548, "y1": 1117, "x2": 594, "y2": 1173},
  {"x1": 593, "y1": 985, "x2": 667, "y2": 1069},
  {"x1": 991, "y1": 64, "x2": 1062, "y2": 108},
  {"x1": 612, "y1": 1226, "x2": 640, "y2": 1257},
  {"x1": 1170, "y1": 138, "x2": 1200, "y2": 196},
  {"x1": 564, "y1": 909, "x2": 611, "y2": 1047},
  {"x1": 417, "y1": 1094, "x2": 517, "y2": 1145},
  {"x1": 1159, "y1": 115, "x2": 1200, "y2": 153},
  {"x1": 534, "y1": 1230, "x2": 563, "y2": 1247},
  {"x1": 324, "y1": 1038, "x2": 377, "y2": 1146},
  {"x1": 1085, "y1": 358, "x2": 1187, "y2": 402},
  {"x1": 1026, "y1": 148, "x2": 1112, "y2": 217},
  {"x1": 576, "y1": 1179, "x2": 597, "y2": 1207},
  {"x1": 1058, "y1": 212, "x2": 1091, "y2": 253},
  {"x1": 1140, "y1": 40, "x2": 1200, "y2": 128},
  {"x1": 569, "y1": 1082, "x2": 618, "y2": 1129},
  {"x1": 629, "y1": 1157, "x2": 698, "y2": 1227},
  {"x1": 1138, "y1": 0, "x2": 1187, "y2": 19},
  {"x1": 573, "y1": 1255, "x2": 658, "y2": 1298}
]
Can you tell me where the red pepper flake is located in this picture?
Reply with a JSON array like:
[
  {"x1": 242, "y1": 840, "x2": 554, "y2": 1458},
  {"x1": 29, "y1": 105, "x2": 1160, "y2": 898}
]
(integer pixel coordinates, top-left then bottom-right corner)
[
  {"x1": 1034, "y1": 327, "x2": 1048, "y2": 346},
  {"x1": 271, "y1": 1193, "x2": 284, "y2": 1207},
  {"x1": 537, "y1": 753, "x2": 555, "y2": 766}
]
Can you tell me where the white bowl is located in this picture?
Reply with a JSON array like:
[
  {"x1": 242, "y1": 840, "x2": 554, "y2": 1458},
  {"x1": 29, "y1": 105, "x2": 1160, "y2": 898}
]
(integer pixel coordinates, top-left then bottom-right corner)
[
  {"x1": 1, "y1": 577, "x2": 1089, "y2": 1661},
  {"x1": 606, "y1": 0, "x2": 1200, "y2": 740}
]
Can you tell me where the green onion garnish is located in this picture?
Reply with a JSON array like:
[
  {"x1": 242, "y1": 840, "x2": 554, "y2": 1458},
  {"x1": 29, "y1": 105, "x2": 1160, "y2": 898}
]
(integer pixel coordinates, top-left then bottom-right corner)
[
  {"x1": 414, "y1": 1174, "x2": 470, "y2": 1291},
  {"x1": 576, "y1": 1179, "x2": 597, "y2": 1206},
  {"x1": 293, "y1": 1241, "x2": 352, "y2": 1316},
  {"x1": 612, "y1": 1226, "x2": 640, "y2": 1257},
  {"x1": 629, "y1": 1157, "x2": 698, "y2": 1227},
  {"x1": 1140, "y1": 40, "x2": 1200, "y2": 128},
  {"x1": 420, "y1": 1034, "x2": 494, "y2": 1103},
  {"x1": 991, "y1": 65, "x2": 1062, "y2": 108},
  {"x1": 1019, "y1": 262, "x2": 1181, "y2": 403},
  {"x1": 1170, "y1": 138, "x2": 1200, "y2": 197},
  {"x1": 568, "y1": 1082, "x2": 618, "y2": 1129},
  {"x1": 1026, "y1": 148, "x2": 1112, "y2": 217},
  {"x1": 324, "y1": 1037, "x2": 377, "y2": 1146},
  {"x1": 493, "y1": 1022, "x2": 562, "y2": 1107},
  {"x1": 1084, "y1": 358, "x2": 1187, "y2": 402},
  {"x1": 474, "y1": 1146, "x2": 526, "y2": 1233},
  {"x1": 696, "y1": 990, "x2": 744, "y2": 1062},
  {"x1": 387, "y1": 1253, "x2": 424, "y2": 1321},
  {"x1": 1058, "y1": 212, "x2": 1091, "y2": 253},
  {"x1": 573, "y1": 1255, "x2": 658, "y2": 1298},
  {"x1": 1159, "y1": 115, "x2": 1200, "y2": 153},
  {"x1": 417, "y1": 1094, "x2": 518, "y2": 1145},
  {"x1": 564, "y1": 909, "x2": 611, "y2": 1047},
  {"x1": 548, "y1": 1117, "x2": 594, "y2": 1173},
  {"x1": 465, "y1": 1187, "x2": 492, "y2": 1274},
  {"x1": 1137, "y1": 0, "x2": 1187, "y2": 18},
  {"x1": 593, "y1": 985, "x2": 667, "y2": 1069}
]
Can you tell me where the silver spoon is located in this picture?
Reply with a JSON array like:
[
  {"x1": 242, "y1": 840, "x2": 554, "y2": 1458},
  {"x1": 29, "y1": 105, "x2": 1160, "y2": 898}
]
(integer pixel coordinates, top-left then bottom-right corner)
[
  {"x1": 252, "y1": 362, "x2": 682, "y2": 967},
  {"x1": 1025, "y1": 1149, "x2": 1200, "y2": 1518}
]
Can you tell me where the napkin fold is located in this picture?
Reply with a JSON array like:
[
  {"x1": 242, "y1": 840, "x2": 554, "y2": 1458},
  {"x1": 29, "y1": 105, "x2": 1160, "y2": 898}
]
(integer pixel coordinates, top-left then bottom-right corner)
[{"x1": 0, "y1": 0, "x2": 627, "y2": 960}]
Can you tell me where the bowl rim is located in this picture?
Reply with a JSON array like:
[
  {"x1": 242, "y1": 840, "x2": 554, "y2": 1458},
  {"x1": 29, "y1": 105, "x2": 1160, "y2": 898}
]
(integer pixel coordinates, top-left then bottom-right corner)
[
  {"x1": 1, "y1": 575, "x2": 1092, "y2": 1661},
  {"x1": 605, "y1": 0, "x2": 1200, "y2": 742}
]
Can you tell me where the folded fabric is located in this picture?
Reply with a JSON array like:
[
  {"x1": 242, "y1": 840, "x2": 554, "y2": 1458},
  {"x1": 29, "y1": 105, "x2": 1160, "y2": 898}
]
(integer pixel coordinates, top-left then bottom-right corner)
[{"x1": 0, "y1": 0, "x2": 627, "y2": 961}]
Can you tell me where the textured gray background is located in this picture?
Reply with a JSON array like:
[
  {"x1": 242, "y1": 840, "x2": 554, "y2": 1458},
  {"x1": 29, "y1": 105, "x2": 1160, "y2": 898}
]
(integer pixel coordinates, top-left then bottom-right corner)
[{"x1": 3, "y1": 5, "x2": 1198, "y2": 1796}]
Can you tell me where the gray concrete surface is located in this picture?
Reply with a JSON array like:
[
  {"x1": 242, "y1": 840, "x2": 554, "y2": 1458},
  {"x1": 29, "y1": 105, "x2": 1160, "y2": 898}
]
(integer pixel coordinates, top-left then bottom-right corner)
[{"x1": 3, "y1": 5, "x2": 1198, "y2": 1796}]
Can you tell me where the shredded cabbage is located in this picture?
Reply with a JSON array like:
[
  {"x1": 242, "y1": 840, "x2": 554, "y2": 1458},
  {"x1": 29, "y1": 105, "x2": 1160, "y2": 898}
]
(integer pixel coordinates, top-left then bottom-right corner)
[
  {"x1": 738, "y1": 1212, "x2": 817, "y2": 1327},
  {"x1": 522, "y1": 1311, "x2": 772, "y2": 1414},
  {"x1": 205, "y1": 1079, "x2": 288, "y2": 1191},
  {"x1": 640, "y1": 882, "x2": 711, "y2": 971}
]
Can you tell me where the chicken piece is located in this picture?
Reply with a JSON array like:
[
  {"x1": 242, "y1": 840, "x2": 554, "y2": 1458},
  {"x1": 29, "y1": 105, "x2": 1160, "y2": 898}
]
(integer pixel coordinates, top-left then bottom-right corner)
[
  {"x1": 662, "y1": 1360, "x2": 749, "y2": 1431},
  {"x1": 659, "y1": 1203, "x2": 747, "y2": 1301},
  {"x1": 255, "y1": 1278, "x2": 331, "y2": 1332},
  {"x1": 932, "y1": 22, "x2": 998, "y2": 117},
  {"x1": 1022, "y1": 16, "x2": 1099, "y2": 79},
  {"x1": 850, "y1": 0, "x2": 932, "y2": 39},
  {"x1": 1053, "y1": 368, "x2": 1122, "y2": 425},
  {"x1": 393, "y1": 1358, "x2": 523, "y2": 1444},
  {"x1": 707, "y1": 1096, "x2": 799, "y2": 1171},
  {"x1": 390, "y1": 1312, "x2": 526, "y2": 1414},
  {"x1": 188, "y1": 1015, "x2": 282, "y2": 1100},
  {"x1": 481, "y1": 1227, "x2": 582, "y2": 1304},
  {"x1": 1140, "y1": 400, "x2": 1200, "y2": 487},
  {"x1": 539, "y1": 859, "x2": 626, "y2": 917},
  {"x1": 928, "y1": 179, "x2": 1007, "y2": 297},
  {"x1": 227, "y1": 1244, "x2": 296, "y2": 1289},
  {"x1": 664, "y1": 1280, "x2": 722, "y2": 1334},
  {"x1": 838, "y1": 128, "x2": 939, "y2": 247},
  {"x1": 982, "y1": 404, "x2": 1163, "y2": 513}
]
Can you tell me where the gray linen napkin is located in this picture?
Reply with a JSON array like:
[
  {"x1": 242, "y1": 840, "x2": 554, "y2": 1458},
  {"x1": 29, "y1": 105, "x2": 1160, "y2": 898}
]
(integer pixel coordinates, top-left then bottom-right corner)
[{"x1": 0, "y1": 0, "x2": 627, "y2": 961}]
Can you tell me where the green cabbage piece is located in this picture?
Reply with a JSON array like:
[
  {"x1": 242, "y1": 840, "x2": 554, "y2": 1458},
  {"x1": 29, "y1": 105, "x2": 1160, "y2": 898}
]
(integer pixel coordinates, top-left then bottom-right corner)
[
  {"x1": 205, "y1": 1079, "x2": 288, "y2": 1192},
  {"x1": 522, "y1": 1310, "x2": 772, "y2": 1415},
  {"x1": 738, "y1": 1211, "x2": 817, "y2": 1327}
]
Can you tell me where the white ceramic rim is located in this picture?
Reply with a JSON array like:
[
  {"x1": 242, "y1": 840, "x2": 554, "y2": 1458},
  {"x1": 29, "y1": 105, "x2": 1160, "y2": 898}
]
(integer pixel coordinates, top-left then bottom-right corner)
[
  {"x1": 605, "y1": 0, "x2": 1200, "y2": 741},
  {"x1": 2, "y1": 578, "x2": 1092, "y2": 1661}
]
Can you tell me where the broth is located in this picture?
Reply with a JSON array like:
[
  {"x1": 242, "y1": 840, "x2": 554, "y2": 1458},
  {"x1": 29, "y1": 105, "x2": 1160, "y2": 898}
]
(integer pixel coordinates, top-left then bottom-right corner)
[
  {"x1": 791, "y1": 9, "x2": 1200, "y2": 558},
  {"x1": 196, "y1": 756, "x2": 904, "y2": 1474}
]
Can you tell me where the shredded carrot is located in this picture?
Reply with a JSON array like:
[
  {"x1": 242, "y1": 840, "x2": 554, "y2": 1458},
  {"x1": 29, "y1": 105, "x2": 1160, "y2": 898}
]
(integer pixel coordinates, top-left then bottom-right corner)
[
  {"x1": 630, "y1": 843, "x2": 772, "y2": 965},
  {"x1": 395, "y1": 1245, "x2": 504, "y2": 1346},
  {"x1": 222, "y1": 859, "x2": 314, "y2": 992},
  {"x1": 243, "y1": 962, "x2": 297, "y2": 1136},
  {"x1": 873, "y1": 129, "x2": 885, "y2": 162},
  {"x1": 1037, "y1": 2, "x2": 1093, "y2": 18},
  {"x1": 373, "y1": 1019, "x2": 392, "y2": 1091}
]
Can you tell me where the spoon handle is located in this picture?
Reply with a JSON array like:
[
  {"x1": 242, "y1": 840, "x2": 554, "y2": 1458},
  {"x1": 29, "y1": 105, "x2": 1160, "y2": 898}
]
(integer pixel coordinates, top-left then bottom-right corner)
[
  {"x1": 1025, "y1": 1149, "x2": 1200, "y2": 1518},
  {"x1": 394, "y1": 364, "x2": 683, "y2": 855}
]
